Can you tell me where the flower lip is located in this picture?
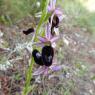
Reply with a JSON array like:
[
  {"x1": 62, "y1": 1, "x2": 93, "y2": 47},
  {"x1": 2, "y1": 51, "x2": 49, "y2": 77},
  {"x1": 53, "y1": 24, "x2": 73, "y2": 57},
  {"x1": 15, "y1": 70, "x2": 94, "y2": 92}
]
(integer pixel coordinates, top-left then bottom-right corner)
[
  {"x1": 42, "y1": 45, "x2": 54, "y2": 67},
  {"x1": 49, "y1": 15, "x2": 59, "y2": 28},
  {"x1": 32, "y1": 46, "x2": 54, "y2": 67},
  {"x1": 23, "y1": 28, "x2": 34, "y2": 35},
  {"x1": 32, "y1": 49, "x2": 44, "y2": 66}
]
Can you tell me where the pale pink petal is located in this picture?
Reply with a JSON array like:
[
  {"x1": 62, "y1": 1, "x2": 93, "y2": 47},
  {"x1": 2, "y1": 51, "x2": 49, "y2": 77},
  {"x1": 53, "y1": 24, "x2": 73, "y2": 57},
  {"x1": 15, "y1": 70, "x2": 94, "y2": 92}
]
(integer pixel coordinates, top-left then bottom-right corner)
[
  {"x1": 47, "y1": 0, "x2": 53, "y2": 12},
  {"x1": 50, "y1": 0, "x2": 53, "y2": 9},
  {"x1": 33, "y1": 66, "x2": 46, "y2": 75},
  {"x1": 50, "y1": 13, "x2": 55, "y2": 25},
  {"x1": 44, "y1": 67, "x2": 49, "y2": 75},
  {"x1": 46, "y1": 23, "x2": 52, "y2": 39},
  {"x1": 52, "y1": 0, "x2": 56, "y2": 10},
  {"x1": 38, "y1": 36, "x2": 47, "y2": 43},
  {"x1": 49, "y1": 0, "x2": 52, "y2": 8},
  {"x1": 55, "y1": 8, "x2": 63, "y2": 15},
  {"x1": 48, "y1": 6, "x2": 52, "y2": 12},
  {"x1": 58, "y1": 15, "x2": 64, "y2": 22},
  {"x1": 48, "y1": 0, "x2": 56, "y2": 12},
  {"x1": 50, "y1": 65, "x2": 62, "y2": 71},
  {"x1": 50, "y1": 36, "x2": 59, "y2": 43},
  {"x1": 45, "y1": 24, "x2": 49, "y2": 38}
]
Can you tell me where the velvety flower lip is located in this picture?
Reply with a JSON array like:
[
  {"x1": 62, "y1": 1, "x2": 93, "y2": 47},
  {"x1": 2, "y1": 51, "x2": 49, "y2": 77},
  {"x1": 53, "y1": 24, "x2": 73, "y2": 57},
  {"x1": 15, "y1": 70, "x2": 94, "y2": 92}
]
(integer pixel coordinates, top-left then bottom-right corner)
[
  {"x1": 32, "y1": 49, "x2": 44, "y2": 66},
  {"x1": 32, "y1": 45, "x2": 54, "y2": 67},
  {"x1": 42, "y1": 46, "x2": 54, "y2": 67}
]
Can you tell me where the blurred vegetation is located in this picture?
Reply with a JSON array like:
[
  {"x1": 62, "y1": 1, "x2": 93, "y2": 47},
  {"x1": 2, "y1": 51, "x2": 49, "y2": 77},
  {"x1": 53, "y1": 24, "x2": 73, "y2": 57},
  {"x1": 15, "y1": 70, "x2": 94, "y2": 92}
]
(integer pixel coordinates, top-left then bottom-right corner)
[
  {"x1": 0, "y1": 0, "x2": 42, "y2": 25},
  {"x1": 0, "y1": 0, "x2": 95, "y2": 58},
  {"x1": 0, "y1": 1, "x2": 95, "y2": 94},
  {"x1": 58, "y1": 0, "x2": 95, "y2": 33},
  {"x1": 0, "y1": 0, "x2": 95, "y2": 33}
]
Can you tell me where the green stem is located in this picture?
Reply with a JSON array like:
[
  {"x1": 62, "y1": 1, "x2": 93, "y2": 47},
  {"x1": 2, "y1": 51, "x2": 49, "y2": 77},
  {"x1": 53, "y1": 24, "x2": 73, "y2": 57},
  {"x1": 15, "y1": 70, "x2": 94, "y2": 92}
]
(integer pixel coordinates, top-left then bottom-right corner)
[
  {"x1": 22, "y1": 57, "x2": 34, "y2": 95},
  {"x1": 22, "y1": 0, "x2": 50, "y2": 95},
  {"x1": 32, "y1": 0, "x2": 50, "y2": 42}
]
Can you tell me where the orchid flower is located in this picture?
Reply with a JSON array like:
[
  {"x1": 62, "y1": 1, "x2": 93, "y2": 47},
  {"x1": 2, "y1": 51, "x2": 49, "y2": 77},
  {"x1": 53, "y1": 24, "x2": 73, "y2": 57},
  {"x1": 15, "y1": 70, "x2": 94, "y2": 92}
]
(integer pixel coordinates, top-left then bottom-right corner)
[
  {"x1": 32, "y1": 46, "x2": 62, "y2": 76},
  {"x1": 32, "y1": 0, "x2": 63, "y2": 76},
  {"x1": 37, "y1": 23, "x2": 59, "y2": 48},
  {"x1": 33, "y1": 24, "x2": 61, "y2": 75},
  {"x1": 48, "y1": 0, "x2": 63, "y2": 23}
]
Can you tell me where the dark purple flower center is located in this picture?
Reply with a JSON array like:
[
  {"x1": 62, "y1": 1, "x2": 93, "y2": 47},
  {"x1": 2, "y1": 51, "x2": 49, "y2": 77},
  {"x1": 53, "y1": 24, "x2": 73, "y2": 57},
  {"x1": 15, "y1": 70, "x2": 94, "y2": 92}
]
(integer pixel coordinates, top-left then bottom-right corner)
[
  {"x1": 42, "y1": 46, "x2": 54, "y2": 67},
  {"x1": 23, "y1": 28, "x2": 34, "y2": 35},
  {"x1": 32, "y1": 46, "x2": 54, "y2": 67}
]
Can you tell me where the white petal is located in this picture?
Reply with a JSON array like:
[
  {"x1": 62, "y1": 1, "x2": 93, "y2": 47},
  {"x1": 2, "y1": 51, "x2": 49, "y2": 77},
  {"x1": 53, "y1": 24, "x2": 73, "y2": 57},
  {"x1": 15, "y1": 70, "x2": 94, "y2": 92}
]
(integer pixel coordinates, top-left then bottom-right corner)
[
  {"x1": 51, "y1": 42, "x2": 56, "y2": 48},
  {"x1": 54, "y1": 27, "x2": 59, "y2": 36}
]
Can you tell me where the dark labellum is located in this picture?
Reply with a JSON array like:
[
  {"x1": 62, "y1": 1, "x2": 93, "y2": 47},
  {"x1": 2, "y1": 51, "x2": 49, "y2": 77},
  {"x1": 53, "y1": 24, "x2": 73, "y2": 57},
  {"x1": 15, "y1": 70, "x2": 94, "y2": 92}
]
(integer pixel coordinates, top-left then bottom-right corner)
[
  {"x1": 32, "y1": 49, "x2": 44, "y2": 66},
  {"x1": 32, "y1": 46, "x2": 54, "y2": 67},
  {"x1": 23, "y1": 28, "x2": 34, "y2": 35},
  {"x1": 42, "y1": 46, "x2": 54, "y2": 67},
  {"x1": 49, "y1": 15, "x2": 59, "y2": 28}
]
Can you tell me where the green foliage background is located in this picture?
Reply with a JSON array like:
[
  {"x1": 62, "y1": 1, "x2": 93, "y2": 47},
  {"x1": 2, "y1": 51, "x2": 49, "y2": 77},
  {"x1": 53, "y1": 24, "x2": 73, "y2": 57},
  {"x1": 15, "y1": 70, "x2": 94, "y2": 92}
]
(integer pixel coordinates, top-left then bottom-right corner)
[
  {"x1": 0, "y1": 0, "x2": 40, "y2": 25},
  {"x1": 0, "y1": 0, "x2": 95, "y2": 34}
]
